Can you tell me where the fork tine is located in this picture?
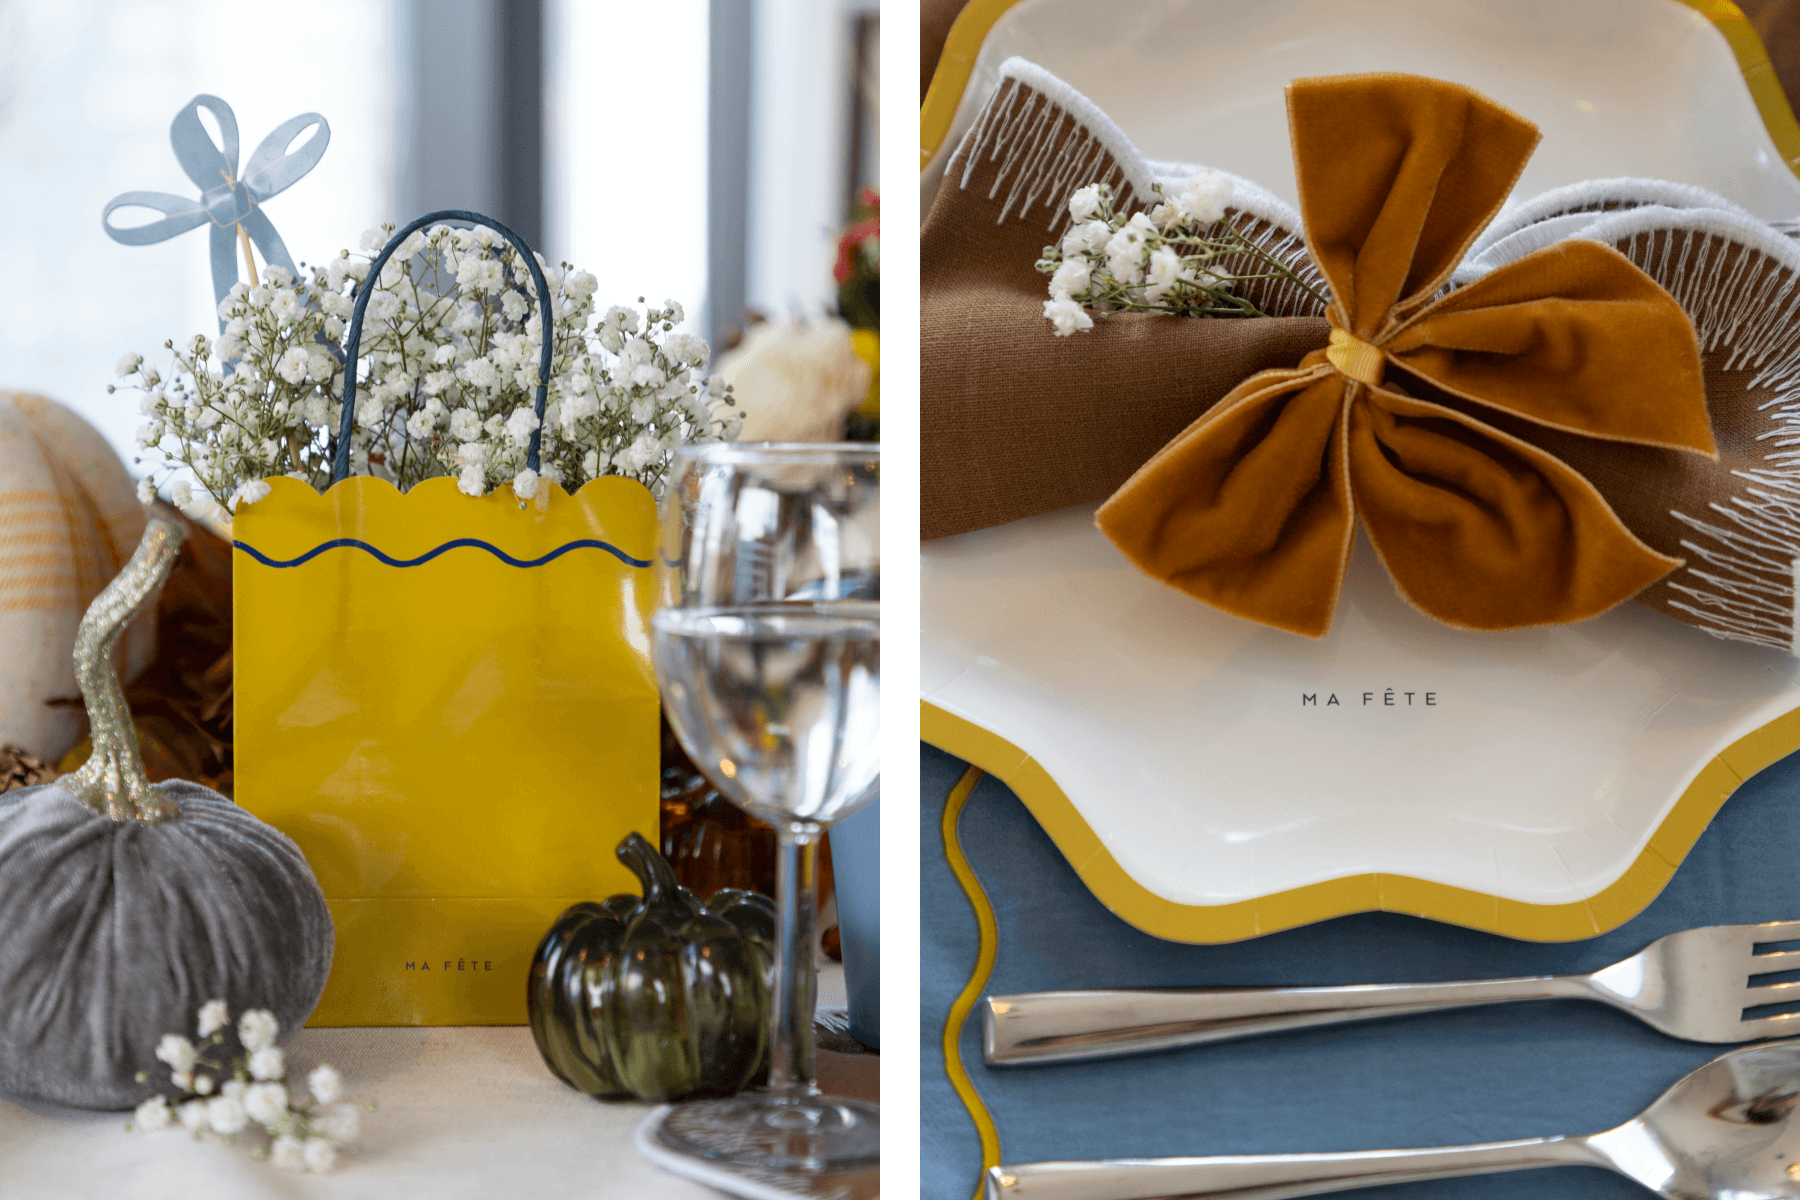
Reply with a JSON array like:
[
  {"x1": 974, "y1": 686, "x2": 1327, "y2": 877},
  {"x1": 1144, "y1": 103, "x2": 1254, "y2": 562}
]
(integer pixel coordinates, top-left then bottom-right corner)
[
  {"x1": 1748, "y1": 949, "x2": 1800, "y2": 974},
  {"x1": 1744, "y1": 981, "x2": 1800, "y2": 1006},
  {"x1": 1742, "y1": 1012, "x2": 1800, "y2": 1036},
  {"x1": 1743, "y1": 919, "x2": 1800, "y2": 943}
]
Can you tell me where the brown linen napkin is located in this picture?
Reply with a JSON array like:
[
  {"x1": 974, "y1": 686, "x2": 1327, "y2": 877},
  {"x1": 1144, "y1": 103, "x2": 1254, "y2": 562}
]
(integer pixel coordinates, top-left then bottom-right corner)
[{"x1": 919, "y1": 69, "x2": 1330, "y2": 541}]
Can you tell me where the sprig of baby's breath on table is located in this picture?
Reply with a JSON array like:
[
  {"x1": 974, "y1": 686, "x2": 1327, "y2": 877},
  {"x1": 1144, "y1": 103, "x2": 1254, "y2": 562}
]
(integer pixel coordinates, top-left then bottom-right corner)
[
  {"x1": 128, "y1": 1000, "x2": 369, "y2": 1174},
  {"x1": 1037, "y1": 172, "x2": 1329, "y2": 335}
]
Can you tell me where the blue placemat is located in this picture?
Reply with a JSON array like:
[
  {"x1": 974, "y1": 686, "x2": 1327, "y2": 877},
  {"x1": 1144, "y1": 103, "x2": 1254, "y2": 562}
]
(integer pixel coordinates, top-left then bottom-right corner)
[{"x1": 920, "y1": 741, "x2": 1800, "y2": 1200}]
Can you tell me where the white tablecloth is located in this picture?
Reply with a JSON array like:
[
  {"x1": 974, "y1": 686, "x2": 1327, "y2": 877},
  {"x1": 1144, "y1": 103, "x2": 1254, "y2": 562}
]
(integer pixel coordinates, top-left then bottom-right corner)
[{"x1": 0, "y1": 969, "x2": 877, "y2": 1199}]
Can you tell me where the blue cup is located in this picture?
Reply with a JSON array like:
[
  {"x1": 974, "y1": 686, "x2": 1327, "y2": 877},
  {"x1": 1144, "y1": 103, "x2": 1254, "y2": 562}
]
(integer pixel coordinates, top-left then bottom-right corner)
[{"x1": 831, "y1": 791, "x2": 879, "y2": 1048}]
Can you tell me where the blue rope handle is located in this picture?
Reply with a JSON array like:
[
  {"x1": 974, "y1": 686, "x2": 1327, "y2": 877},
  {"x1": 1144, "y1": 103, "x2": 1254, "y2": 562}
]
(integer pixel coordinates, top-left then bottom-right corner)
[{"x1": 331, "y1": 209, "x2": 553, "y2": 484}]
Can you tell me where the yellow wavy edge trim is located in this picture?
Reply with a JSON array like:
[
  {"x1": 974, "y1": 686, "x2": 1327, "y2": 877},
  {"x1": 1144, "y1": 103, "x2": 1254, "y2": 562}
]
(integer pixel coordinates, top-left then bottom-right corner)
[
  {"x1": 940, "y1": 763, "x2": 1003, "y2": 1199},
  {"x1": 923, "y1": 699, "x2": 1800, "y2": 941},
  {"x1": 919, "y1": 0, "x2": 1800, "y2": 178}
]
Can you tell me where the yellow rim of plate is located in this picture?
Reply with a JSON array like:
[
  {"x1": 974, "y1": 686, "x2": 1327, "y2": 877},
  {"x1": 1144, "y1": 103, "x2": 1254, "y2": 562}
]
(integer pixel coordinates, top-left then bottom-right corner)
[
  {"x1": 939, "y1": 765, "x2": 1003, "y2": 1199},
  {"x1": 919, "y1": 0, "x2": 1800, "y2": 175},
  {"x1": 923, "y1": 699, "x2": 1800, "y2": 941}
]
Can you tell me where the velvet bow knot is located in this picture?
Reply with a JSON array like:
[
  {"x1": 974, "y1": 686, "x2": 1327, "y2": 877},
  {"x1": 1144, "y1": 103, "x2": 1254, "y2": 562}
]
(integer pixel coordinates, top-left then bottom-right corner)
[{"x1": 1095, "y1": 74, "x2": 1718, "y2": 637}]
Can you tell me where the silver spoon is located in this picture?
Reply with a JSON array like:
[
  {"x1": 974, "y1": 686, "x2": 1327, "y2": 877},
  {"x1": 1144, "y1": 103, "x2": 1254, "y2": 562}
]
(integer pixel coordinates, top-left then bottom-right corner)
[{"x1": 984, "y1": 1040, "x2": 1800, "y2": 1199}]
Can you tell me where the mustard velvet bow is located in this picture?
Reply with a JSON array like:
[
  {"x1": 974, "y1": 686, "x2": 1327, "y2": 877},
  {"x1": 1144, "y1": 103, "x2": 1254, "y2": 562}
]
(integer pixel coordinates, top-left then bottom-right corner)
[{"x1": 1094, "y1": 74, "x2": 1718, "y2": 638}]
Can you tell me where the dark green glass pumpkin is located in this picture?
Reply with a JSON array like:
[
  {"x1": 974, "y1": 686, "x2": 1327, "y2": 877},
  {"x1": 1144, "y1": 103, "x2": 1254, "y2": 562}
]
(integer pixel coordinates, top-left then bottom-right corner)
[{"x1": 528, "y1": 832, "x2": 775, "y2": 1101}]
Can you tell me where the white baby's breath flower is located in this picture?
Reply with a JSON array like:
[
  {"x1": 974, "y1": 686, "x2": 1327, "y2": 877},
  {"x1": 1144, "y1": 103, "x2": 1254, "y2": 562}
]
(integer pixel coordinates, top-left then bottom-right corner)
[
  {"x1": 368, "y1": 290, "x2": 402, "y2": 322},
  {"x1": 1066, "y1": 219, "x2": 1112, "y2": 256},
  {"x1": 272, "y1": 1135, "x2": 306, "y2": 1171},
  {"x1": 1067, "y1": 184, "x2": 1102, "y2": 223},
  {"x1": 1049, "y1": 259, "x2": 1091, "y2": 298},
  {"x1": 359, "y1": 227, "x2": 387, "y2": 253},
  {"x1": 155, "y1": 1035, "x2": 197, "y2": 1072},
  {"x1": 115, "y1": 352, "x2": 143, "y2": 377},
  {"x1": 565, "y1": 270, "x2": 598, "y2": 301},
  {"x1": 207, "y1": 1095, "x2": 248, "y2": 1135},
  {"x1": 504, "y1": 406, "x2": 540, "y2": 446},
  {"x1": 249, "y1": 1046, "x2": 284, "y2": 1081},
  {"x1": 277, "y1": 347, "x2": 311, "y2": 384},
  {"x1": 195, "y1": 1074, "x2": 217, "y2": 1095},
  {"x1": 601, "y1": 305, "x2": 639, "y2": 335},
  {"x1": 1043, "y1": 292, "x2": 1095, "y2": 337},
  {"x1": 243, "y1": 1081, "x2": 288, "y2": 1124},
  {"x1": 664, "y1": 333, "x2": 708, "y2": 369},
  {"x1": 512, "y1": 467, "x2": 539, "y2": 499},
  {"x1": 134, "y1": 1095, "x2": 173, "y2": 1132},
  {"x1": 238, "y1": 1009, "x2": 279, "y2": 1052},
  {"x1": 619, "y1": 432, "x2": 661, "y2": 474},
  {"x1": 448, "y1": 407, "x2": 483, "y2": 440},
  {"x1": 196, "y1": 999, "x2": 229, "y2": 1037},
  {"x1": 303, "y1": 1137, "x2": 338, "y2": 1173},
  {"x1": 136, "y1": 477, "x2": 156, "y2": 504},
  {"x1": 1175, "y1": 168, "x2": 1233, "y2": 226},
  {"x1": 231, "y1": 479, "x2": 273, "y2": 509},
  {"x1": 317, "y1": 1103, "x2": 360, "y2": 1143},
  {"x1": 459, "y1": 357, "x2": 500, "y2": 389},
  {"x1": 1144, "y1": 245, "x2": 1185, "y2": 305},
  {"x1": 1104, "y1": 225, "x2": 1149, "y2": 287},
  {"x1": 177, "y1": 1100, "x2": 209, "y2": 1134},
  {"x1": 171, "y1": 480, "x2": 194, "y2": 509},
  {"x1": 307, "y1": 1064, "x2": 343, "y2": 1105},
  {"x1": 171, "y1": 1069, "x2": 193, "y2": 1090}
]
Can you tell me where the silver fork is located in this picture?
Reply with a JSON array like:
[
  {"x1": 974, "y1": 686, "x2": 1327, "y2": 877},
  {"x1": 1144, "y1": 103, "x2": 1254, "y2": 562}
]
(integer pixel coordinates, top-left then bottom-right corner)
[{"x1": 983, "y1": 920, "x2": 1800, "y2": 1066}]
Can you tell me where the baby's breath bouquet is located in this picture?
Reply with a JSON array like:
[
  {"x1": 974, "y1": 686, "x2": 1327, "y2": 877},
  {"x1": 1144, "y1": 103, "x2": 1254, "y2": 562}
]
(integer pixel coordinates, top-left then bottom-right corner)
[
  {"x1": 1037, "y1": 171, "x2": 1327, "y2": 335},
  {"x1": 115, "y1": 222, "x2": 738, "y2": 522}
]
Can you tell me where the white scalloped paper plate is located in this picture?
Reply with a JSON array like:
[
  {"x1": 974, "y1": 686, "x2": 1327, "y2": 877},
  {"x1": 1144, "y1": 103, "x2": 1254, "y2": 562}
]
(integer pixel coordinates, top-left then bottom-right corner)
[{"x1": 921, "y1": 0, "x2": 1800, "y2": 942}]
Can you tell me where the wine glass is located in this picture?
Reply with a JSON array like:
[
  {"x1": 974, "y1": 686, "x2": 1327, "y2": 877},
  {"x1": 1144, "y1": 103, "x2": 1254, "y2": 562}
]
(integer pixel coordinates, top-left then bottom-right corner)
[{"x1": 645, "y1": 442, "x2": 880, "y2": 1173}]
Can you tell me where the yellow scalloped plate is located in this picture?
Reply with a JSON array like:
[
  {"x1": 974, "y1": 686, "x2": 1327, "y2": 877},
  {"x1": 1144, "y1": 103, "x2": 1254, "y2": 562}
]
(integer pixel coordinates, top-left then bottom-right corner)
[{"x1": 920, "y1": 2, "x2": 1800, "y2": 944}]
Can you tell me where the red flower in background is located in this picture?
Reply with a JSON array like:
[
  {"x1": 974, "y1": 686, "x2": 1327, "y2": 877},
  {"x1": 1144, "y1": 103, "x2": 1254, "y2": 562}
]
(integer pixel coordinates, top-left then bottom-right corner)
[{"x1": 834, "y1": 189, "x2": 880, "y2": 285}]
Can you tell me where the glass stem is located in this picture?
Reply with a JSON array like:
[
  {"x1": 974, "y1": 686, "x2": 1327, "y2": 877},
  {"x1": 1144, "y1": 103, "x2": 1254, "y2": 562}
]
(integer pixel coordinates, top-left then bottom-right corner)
[{"x1": 769, "y1": 822, "x2": 821, "y2": 1098}]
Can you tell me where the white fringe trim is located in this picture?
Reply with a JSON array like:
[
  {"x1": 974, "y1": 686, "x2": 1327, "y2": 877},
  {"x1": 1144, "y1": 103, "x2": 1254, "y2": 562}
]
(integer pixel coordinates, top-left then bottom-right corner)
[
  {"x1": 1574, "y1": 205, "x2": 1800, "y2": 653},
  {"x1": 946, "y1": 58, "x2": 1326, "y2": 316}
]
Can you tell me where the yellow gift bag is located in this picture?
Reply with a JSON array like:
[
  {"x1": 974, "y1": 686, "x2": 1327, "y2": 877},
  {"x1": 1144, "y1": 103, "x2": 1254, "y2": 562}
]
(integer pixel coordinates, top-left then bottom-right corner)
[{"x1": 233, "y1": 211, "x2": 659, "y2": 1025}]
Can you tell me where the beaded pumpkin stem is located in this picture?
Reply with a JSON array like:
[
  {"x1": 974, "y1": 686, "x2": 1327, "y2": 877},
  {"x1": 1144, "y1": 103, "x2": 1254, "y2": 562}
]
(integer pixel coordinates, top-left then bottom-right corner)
[{"x1": 66, "y1": 518, "x2": 186, "y2": 824}]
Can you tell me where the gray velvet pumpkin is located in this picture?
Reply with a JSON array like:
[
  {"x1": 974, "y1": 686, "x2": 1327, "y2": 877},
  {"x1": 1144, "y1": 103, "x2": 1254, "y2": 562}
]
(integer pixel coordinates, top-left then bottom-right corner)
[{"x1": 0, "y1": 519, "x2": 333, "y2": 1109}]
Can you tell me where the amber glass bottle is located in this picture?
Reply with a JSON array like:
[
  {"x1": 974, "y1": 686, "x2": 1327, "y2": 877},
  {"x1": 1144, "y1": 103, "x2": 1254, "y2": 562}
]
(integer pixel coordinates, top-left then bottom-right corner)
[{"x1": 658, "y1": 716, "x2": 837, "y2": 952}]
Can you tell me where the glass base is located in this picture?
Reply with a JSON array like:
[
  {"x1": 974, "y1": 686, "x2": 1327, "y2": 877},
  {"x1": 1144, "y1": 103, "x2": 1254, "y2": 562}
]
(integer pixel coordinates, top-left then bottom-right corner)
[{"x1": 649, "y1": 1089, "x2": 880, "y2": 1173}]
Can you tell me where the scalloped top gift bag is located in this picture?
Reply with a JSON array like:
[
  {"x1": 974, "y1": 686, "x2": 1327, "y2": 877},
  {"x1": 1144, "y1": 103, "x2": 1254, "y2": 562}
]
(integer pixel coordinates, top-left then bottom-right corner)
[{"x1": 233, "y1": 214, "x2": 659, "y2": 1025}]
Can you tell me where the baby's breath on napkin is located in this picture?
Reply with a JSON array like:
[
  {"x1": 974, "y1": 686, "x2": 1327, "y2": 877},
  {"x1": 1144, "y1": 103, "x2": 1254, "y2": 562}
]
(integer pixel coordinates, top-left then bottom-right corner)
[
  {"x1": 1037, "y1": 174, "x2": 1327, "y2": 334},
  {"x1": 127, "y1": 1000, "x2": 370, "y2": 1174}
]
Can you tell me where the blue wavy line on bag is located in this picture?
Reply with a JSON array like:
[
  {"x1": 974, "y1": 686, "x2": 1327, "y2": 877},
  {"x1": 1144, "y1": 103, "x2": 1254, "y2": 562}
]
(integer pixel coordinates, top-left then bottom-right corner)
[{"x1": 232, "y1": 537, "x2": 653, "y2": 569}]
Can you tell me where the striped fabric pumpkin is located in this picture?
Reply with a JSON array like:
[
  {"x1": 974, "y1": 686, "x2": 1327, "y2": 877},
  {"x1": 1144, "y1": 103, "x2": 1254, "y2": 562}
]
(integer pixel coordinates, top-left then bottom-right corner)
[{"x1": 0, "y1": 392, "x2": 153, "y2": 762}]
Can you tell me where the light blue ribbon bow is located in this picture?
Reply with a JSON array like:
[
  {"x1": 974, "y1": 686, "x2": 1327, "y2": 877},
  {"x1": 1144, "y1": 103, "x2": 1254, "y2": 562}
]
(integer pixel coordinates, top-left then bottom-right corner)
[{"x1": 102, "y1": 95, "x2": 329, "y2": 327}]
